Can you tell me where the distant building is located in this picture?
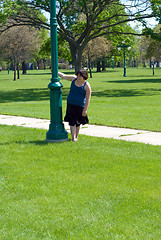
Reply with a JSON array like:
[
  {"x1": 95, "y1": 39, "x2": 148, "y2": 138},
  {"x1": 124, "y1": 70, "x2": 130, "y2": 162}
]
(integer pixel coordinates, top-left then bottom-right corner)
[{"x1": 26, "y1": 63, "x2": 33, "y2": 70}]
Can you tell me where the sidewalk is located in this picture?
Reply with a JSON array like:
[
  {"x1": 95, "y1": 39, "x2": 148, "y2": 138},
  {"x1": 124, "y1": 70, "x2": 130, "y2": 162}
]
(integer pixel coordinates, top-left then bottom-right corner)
[{"x1": 0, "y1": 114, "x2": 161, "y2": 146}]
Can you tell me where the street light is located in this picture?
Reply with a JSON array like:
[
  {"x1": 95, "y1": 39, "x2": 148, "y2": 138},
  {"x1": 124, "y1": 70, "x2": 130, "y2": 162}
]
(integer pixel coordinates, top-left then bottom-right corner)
[
  {"x1": 8, "y1": 63, "x2": 10, "y2": 74},
  {"x1": 118, "y1": 42, "x2": 131, "y2": 77},
  {"x1": 46, "y1": 0, "x2": 68, "y2": 142},
  {"x1": 112, "y1": 56, "x2": 114, "y2": 69}
]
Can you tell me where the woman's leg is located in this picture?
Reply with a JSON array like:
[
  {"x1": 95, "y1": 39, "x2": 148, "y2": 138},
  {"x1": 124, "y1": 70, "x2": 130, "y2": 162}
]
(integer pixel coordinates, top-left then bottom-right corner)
[
  {"x1": 70, "y1": 125, "x2": 77, "y2": 141},
  {"x1": 76, "y1": 125, "x2": 80, "y2": 140}
]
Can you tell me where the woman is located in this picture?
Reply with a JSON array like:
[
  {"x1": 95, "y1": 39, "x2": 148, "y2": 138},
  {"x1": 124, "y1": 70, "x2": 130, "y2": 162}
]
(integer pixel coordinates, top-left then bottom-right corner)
[{"x1": 58, "y1": 69, "x2": 91, "y2": 142}]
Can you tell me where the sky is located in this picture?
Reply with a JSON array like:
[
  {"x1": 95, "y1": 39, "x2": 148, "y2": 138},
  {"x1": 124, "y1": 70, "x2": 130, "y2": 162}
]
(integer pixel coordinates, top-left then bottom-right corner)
[
  {"x1": 120, "y1": 0, "x2": 158, "y2": 31},
  {"x1": 129, "y1": 18, "x2": 158, "y2": 32},
  {"x1": 43, "y1": 0, "x2": 159, "y2": 31}
]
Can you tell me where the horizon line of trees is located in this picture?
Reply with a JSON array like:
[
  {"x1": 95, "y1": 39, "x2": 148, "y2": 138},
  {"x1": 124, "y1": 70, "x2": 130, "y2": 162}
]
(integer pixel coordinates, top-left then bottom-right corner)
[
  {"x1": 0, "y1": 0, "x2": 161, "y2": 71},
  {"x1": 0, "y1": 0, "x2": 161, "y2": 79}
]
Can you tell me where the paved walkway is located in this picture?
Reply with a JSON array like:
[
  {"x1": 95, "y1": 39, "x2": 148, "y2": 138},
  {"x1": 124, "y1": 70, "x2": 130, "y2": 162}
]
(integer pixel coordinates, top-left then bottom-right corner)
[{"x1": 0, "y1": 114, "x2": 161, "y2": 146}]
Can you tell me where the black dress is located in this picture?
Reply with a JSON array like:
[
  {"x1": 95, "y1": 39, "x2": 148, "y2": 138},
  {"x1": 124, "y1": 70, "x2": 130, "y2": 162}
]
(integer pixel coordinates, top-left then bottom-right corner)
[
  {"x1": 64, "y1": 103, "x2": 89, "y2": 127},
  {"x1": 64, "y1": 79, "x2": 89, "y2": 127}
]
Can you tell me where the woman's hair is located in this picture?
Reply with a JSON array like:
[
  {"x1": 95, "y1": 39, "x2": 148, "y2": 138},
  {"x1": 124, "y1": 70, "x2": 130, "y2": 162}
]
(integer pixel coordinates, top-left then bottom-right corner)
[{"x1": 76, "y1": 69, "x2": 88, "y2": 80}]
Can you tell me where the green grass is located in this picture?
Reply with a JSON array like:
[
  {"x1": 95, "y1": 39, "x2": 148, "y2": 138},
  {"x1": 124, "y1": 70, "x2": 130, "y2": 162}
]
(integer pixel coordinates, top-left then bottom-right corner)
[
  {"x1": 0, "y1": 68, "x2": 161, "y2": 131},
  {"x1": 0, "y1": 125, "x2": 161, "y2": 239}
]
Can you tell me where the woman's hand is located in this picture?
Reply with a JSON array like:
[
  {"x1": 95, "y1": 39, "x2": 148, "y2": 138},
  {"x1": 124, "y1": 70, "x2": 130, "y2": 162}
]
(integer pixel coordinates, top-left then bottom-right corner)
[{"x1": 82, "y1": 109, "x2": 87, "y2": 117}]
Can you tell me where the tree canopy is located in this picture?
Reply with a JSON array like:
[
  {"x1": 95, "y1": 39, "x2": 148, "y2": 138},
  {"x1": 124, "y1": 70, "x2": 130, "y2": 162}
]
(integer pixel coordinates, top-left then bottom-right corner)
[
  {"x1": 1, "y1": 0, "x2": 161, "y2": 70},
  {"x1": 0, "y1": 25, "x2": 42, "y2": 79}
]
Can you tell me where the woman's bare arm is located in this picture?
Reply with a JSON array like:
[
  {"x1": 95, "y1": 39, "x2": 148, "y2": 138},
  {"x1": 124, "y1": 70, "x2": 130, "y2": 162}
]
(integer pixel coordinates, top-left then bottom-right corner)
[
  {"x1": 82, "y1": 82, "x2": 91, "y2": 116},
  {"x1": 58, "y1": 72, "x2": 76, "y2": 81}
]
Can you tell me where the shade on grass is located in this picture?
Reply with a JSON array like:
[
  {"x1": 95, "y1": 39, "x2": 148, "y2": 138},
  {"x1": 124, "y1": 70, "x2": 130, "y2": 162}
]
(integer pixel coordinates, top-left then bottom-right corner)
[{"x1": 0, "y1": 125, "x2": 161, "y2": 239}]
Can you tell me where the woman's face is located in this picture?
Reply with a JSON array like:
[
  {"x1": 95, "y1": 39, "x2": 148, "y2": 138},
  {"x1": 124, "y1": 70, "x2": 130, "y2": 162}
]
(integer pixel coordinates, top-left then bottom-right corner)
[{"x1": 78, "y1": 73, "x2": 85, "y2": 80}]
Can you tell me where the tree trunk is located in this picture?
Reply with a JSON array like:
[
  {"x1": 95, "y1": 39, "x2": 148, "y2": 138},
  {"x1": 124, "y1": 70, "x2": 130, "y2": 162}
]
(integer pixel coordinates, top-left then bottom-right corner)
[
  {"x1": 102, "y1": 57, "x2": 106, "y2": 71},
  {"x1": 143, "y1": 60, "x2": 146, "y2": 67},
  {"x1": 13, "y1": 60, "x2": 16, "y2": 81},
  {"x1": 22, "y1": 61, "x2": 27, "y2": 74},
  {"x1": 69, "y1": 44, "x2": 83, "y2": 72},
  {"x1": 88, "y1": 55, "x2": 92, "y2": 78},
  {"x1": 43, "y1": 59, "x2": 46, "y2": 70},
  {"x1": 134, "y1": 60, "x2": 137, "y2": 67},
  {"x1": 17, "y1": 63, "x2": 20, "y2": 79},
  {"x1": 97, "y1": 59, "x2": 101, "y2": 72}
]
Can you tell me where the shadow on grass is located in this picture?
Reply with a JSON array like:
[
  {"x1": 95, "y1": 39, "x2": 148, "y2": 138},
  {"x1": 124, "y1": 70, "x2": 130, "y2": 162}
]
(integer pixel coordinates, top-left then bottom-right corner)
[
  {"x1": 92, "y1": 88, "x2": 161, "y2": 98},
  {"x1": 106, "y1": 78, "x2": 161, "y2": 83},
  {"x1": 29, "y1": 140, "x2": 72, "y2": 145},
  {"x1": 0, "y1": 140, "x2": 48, "y2": 146},
  {"x1": 0, "y1": 139, "x2": 72, "y2": 146},
  {"x1": 0, "y1": 88, "x2": 69, "y2": 103},
  {"x1": 26, "y1": 72, "x2": 52, "y2": 75},
  {"x1": 92, "y1": 70, "x2": 119, "y2": 74},
  {"x1": 29, "y1": 140, "x2": 49, "y2": 145},
  {"x1": 1, "y1": 86, "x2": 161, "y2": 103}
]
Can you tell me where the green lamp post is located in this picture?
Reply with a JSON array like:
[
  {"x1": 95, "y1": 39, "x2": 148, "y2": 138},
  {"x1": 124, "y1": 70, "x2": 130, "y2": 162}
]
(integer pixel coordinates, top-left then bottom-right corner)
[
  {"x1": 46, "y1": 0, "x2": 68, "y2": 142},
  {"x1": 112, "y1": 56, "x2": 114, "y2": 69},
  {"x1": 118, "y1": 42, "x2": 131, "y2": 77},
  {"x1": 8, "y1": 63, "x2": 10, "y2": 74}
]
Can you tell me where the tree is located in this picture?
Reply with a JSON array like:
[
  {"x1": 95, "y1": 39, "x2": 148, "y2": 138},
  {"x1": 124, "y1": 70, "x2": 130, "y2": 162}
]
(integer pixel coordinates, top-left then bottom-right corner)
[
  {"x1": 135, "y1": 24, "x2": 161, "y2": 70},
  {"x1": 0, "y1": 25, "x2": 41, "y2": 80},
  {"x1": 136, "y1": 36, "x2": 150, "y2": 67},
  {"x1": 31, "y1": 26, "x2": 50, "y2": 70},
  {"x1": 144, "y1": 24, "x2": 161, "y2": 74},
  {"x1": 39, "y1": 34, "x2": 72, "y2": 63},
  {"x1": 83, "y1": 37, "x2": 112, "y2": 77},
  {"x1": 1, "y1": 0, "x2": 161, "y2": 71},
  {"x1": 145, "y1": 25, "x2": 161, "y2": 60}
]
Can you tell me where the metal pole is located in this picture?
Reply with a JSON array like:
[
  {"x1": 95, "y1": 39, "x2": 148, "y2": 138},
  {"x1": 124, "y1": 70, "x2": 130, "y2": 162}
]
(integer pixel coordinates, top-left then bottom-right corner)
[
  {"x1": 46, "y1": 0, "x2": 68, "y2": 142},
  {"x1": 112, "y1": 57, "x2": 114, "y2": 69},
  {"x1": 118, "y1": 43, "x2": 130, "y2": 77},
  {"x1": 8, "y1": 64, "x2": 10, "y2": 74},
  {"x1": 123, "y1": 44, "x2": 127, "y2": 77}
]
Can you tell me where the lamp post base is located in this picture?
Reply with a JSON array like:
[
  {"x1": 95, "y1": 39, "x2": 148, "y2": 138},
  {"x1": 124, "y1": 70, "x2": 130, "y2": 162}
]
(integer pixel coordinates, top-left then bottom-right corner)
[
  {"x1": 46, "y1": 81, "x2": 68, "y2": 142},
  {"x1": 46, "y1": 137, "x2": 68, "y2": 143},
  {"x1": 46, "y1": 123, "x2": 68, "y2": 142}
]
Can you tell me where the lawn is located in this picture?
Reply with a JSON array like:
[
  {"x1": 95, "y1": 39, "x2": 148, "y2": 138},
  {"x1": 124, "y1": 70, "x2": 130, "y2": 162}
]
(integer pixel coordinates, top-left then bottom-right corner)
[
  {"x1": 0, "y1": 125, "x2": 161, "y2": 239},
  {"x1": 0, "y1": 67, "x2": 161, "y2": 131}
]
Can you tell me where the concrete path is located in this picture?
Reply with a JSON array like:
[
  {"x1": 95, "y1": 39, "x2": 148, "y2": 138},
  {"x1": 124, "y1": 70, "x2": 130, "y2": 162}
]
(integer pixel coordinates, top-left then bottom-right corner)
[{"x1": 0, "y1": 114, "x2": 161, "y2": 146}]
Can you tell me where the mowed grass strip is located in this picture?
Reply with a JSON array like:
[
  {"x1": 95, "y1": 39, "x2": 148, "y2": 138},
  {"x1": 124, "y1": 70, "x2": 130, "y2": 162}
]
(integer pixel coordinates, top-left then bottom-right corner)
[{"x1": 0, "y1": 125, "x2": 161, "y2": 239}]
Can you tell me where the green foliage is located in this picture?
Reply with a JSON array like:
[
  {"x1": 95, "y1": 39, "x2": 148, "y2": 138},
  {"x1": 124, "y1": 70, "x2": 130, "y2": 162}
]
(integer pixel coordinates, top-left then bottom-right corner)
[
  {"x1": 39, "y1": 35, "x2": 72, "y2": 61},
  {"x1": 141, "y1": 24, "x2": 161, "y2": 60},
  {"x1": 150, "y1": 0, "x2": 161, "y2": 23},
  {"x1": 0, "y1": 0, "x2": 48, "y2": 33},
  {"x1": 71, "y1": 21, "x2": 86, "y2": 35},
  {"x1": 107, "y1": 24, "x2": 137, "y2": 62},
  {"x1": 1, "y1": 0, "x2": 25, "y2": 20},
  {"x1": 142, "y1": 27, "x2": 161, "y2": 42},
  {"x1": 57, "y1": 34, "x2": 72, "y2": 61},
  {"x1": 30, "y1": 0, "x2": 49, "y2": 8},
  {"x1": 39, "y1": 37, "x2": 51, "y2": 58}
]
